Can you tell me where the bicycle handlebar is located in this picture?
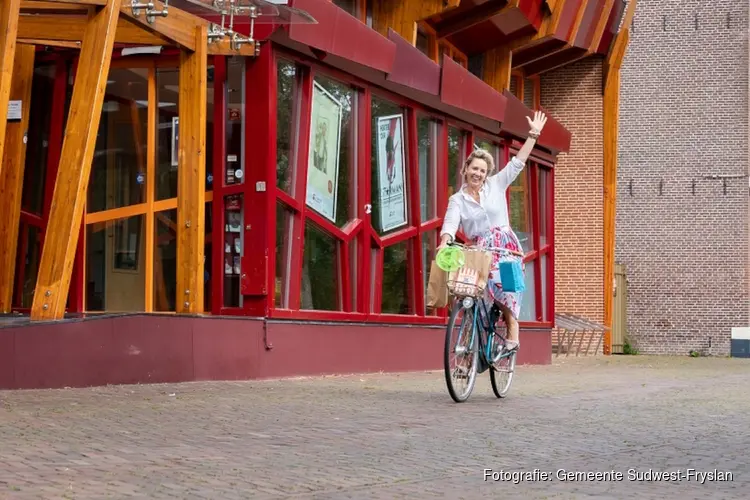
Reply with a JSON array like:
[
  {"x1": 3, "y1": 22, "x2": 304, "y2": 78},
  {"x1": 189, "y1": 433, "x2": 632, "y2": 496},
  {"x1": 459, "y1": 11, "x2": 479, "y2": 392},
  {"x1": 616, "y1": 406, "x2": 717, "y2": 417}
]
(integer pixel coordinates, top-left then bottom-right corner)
[{"x1": 445, "y1": 241, "x2": 524, "y2": 258}]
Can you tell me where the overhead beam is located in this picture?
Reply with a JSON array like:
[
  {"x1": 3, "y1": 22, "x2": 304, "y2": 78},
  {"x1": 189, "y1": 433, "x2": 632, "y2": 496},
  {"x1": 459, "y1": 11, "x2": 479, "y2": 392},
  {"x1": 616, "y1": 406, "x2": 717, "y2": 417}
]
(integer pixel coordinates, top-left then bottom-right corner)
[
  {"x1": 0, "y1": 0, "x2": 22, "y2": 180},
  {"x1": 18, "y1": 14, "x2": 169, "y2": 45},
  {"x1": 31, "y1": 0, "x2": 123, "y2": 320},
  {"x1": 21, "y1": 1, "x2": 90, "y2": 12},
  {"x1": 603, "y1": 0, "x2": 636, "y2": 355},
  {"x1": 434, "y1": 0, "x2": 514, "y2": 39},
  {"x1": 207, "y1": 39, "x2": 256, "y2": 57},
  {"x1": 0, "y1": 44, "x2": 35, "y2": 313},
  {"x1": 372, "y1": 0, "x2": 460, "y2": 45},
  {"x1": 120, "y1": 0, "x2": 208, "y2": 51},
  {"x1": 175, "y1": 24, "x2": 207, "y2": 314},
  {"x1": 17, "y1": 38, "x2": 82, "y2": 49}
]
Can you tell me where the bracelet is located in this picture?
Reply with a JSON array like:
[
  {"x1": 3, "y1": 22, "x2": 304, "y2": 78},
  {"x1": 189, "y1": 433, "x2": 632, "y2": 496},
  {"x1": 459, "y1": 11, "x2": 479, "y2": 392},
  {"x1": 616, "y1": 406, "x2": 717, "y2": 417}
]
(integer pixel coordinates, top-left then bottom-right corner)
[{"x1": 528, "y1": 130, "x2": 540, "y2": 139}]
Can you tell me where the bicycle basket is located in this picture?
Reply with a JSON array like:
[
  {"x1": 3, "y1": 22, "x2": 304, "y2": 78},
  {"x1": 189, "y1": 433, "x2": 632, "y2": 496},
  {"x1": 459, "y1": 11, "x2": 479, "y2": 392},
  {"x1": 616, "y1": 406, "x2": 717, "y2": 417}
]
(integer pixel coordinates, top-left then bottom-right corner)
[{"x1": 446, "y1": 265, "x2": 485, "y2": 298}]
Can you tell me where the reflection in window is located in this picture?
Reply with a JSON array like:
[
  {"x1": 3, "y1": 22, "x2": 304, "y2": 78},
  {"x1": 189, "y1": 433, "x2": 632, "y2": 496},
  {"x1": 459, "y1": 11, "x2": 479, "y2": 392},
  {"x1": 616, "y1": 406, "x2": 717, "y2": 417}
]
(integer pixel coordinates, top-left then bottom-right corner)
[
  {"x1": 422, "y1": 231, "x2": 437, "y2": 316},
  {"x1": 382, "y1": 241, "x2": 412, "y2": 315},
  {"x1": 86, "y1": 214, "x2": 146, "y2": 312},
  {"x1": 300, "y1": 221, "x2": 341, "y2": 311},
  {"x1": 154, "y1": 209, "x2": 177, "y2": 312},
  {"x1": 13, "y1": 224, "x2": 42, "y2": 308},
  {"x1": 538, "y1": 167, "x2": 550, "y2": 246},
  {"x1": 541, "y1": 255, "x2": 549, "y2": 321},
  {"x1": 307, "y1": 74, "x2": 356, "y2": 228},
  {"x1": 333, "y1": 0, "x2": 358, "y2": 16},
  {"x1": 416, "y1": 29, "x2": 430, "y2": 57},
  {"x1": 518, "y1": 261, "x2": 537, "y2": 321},
  {"x1": 225, "y1": 58, "x2": 244, "y2": 187},
  {"x1": 447, "y1": 126, "x2": 464, "y2": 196},
  {"x1": 418, "y1": 116, "x2": 438, "y2": 222},
  {"x1": 473, "y1": 137, "x2": 500, "y2": 168},
  {"x1": 223, "y1": 194, "x2": 243, "y2": 308},
  {"x1": 275, "y1": 203, "x2": 294, "y2": 308},
  {"x1": 22, "y1": 64, "x2": 55, "y2": 215},
  {"x1": 370, "y1": 95, "x2": 408, "y2": 235},
  {"x1": 88, "y1": 68, "x2": 148, "y2": 213},
  {"x1": 509, "y1": 169, "x2": 534, "y2": 252},
  {"x1": 277, "y1": 59, "x2": 299, "y2": 194},
  {"x1": 156, "y1": 68, "x2": 179, "y2": 201}
]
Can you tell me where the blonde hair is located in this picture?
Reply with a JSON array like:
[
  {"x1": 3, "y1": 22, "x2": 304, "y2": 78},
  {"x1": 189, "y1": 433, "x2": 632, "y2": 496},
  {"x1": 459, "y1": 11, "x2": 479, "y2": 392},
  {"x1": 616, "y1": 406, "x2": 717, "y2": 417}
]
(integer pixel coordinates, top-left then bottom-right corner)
[{"x1": 461, "y1": 148, "x2": 496, "y2": 183}]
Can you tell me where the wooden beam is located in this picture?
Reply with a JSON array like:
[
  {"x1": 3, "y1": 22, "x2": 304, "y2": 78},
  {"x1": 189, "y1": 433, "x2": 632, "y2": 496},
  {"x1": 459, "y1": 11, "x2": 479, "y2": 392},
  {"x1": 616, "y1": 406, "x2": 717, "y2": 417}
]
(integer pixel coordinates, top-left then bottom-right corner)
[
  {"x1": 603, "y1": 0, "x2": 637, "y2": 354},
  {"x1": 21, "y1": 1, "x2": 90, "y2": 12},
  {"x1": 18, "y1": 14, "x2": 169, "y2": 45},
  {"x1": 434, "y1": 0, "x2": 515, "y2": 39},
  {"x1": 0, "y1": 0, "x2": 22, "y2": 179},
  {"x1": 372, "y1": 0, "x2": 460, "y2": 45},
  {"x1": 207, "y1": 39, "x2": 256, "y2": 57},
  {"x1": 0, "y1": 44, "x2": 35, "y2": 313},
  {"x1": 120, "y1": 0, "x2": 208, "y2": 52},
  {"x1": 175, "y1": 24, "x2": 207, "y2": 314},
  {"x1": 31, "y1": 0, "x2": 123, "y2": 320},
  {"x1": 588, "y1": 0, "x2": 616, "y2": 53},
  {"x1": 483, "y1": 45, "x2": 513, "y2": 92},
  {"x1": 17, "y1": 38, "x2": 81, "y2": 49}
]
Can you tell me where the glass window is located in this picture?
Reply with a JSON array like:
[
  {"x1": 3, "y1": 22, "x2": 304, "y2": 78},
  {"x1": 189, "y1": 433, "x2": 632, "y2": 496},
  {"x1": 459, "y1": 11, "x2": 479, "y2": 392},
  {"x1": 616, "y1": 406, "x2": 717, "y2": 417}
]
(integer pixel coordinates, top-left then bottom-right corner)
[
  {"x1": 381, "y1": 241, "x2": 413, "y2": 315},
  {"x1": 370, "y1": 95, "x2": 409, "y2": 236},
  {"x1": 277, "y1": 59, "x2": 299, "y2": 194},
  {"x1": 422, "y1": 231, "x2": 437, "y2": 316},
  {"x1": 154, "y1": 209, "x2": 177, "y2": 312},
  {"x1": 333, "y1": 0, "x2": 358, "y2": 16},
  {"x1": 509, "y1": 75, "x2": 519, "y2": 99},
  {"x1": 447, "y1": 126, "x2": 465, "y2": 197},
  {"x1": 523, "y1": 77, "x2": 536, "y2": 110},
  {"x1": 22, "y1": 64, "x2": 55, "y2": 215},
  {"x1": 473, "y1": 136, "x2": 500, "y2": 168},
  {"x1": 223, "y1": 194, "x2": 243, "y2": 308},
  {"x1": 86, "y1": 214, "x2": 146, "y2": 312},
  {"x1": 300, "y1": 221, "x2": 341, "y2": 311},
  {"x1": 417, "y1": 115, "x2": 438, "y2": 222},
  {"x1": 538, "y1": 167, "x2": 550, "y2": 247},
  {"x1": 156, "y1": 68, "x2": 179, "y2": 201},
  {"x1": 541, "y1": 255, "x2": 549, "y2": 322},
  {"x1": 416, "y1": 29, "x2": 430, "y2": 57},
  {"x1": 275, "y1": 202, "x2": 294, "y2": 308},
  {"x1": 87, "y1": 68, "x2": 148, "y2": 212},
  {"x1": 308, "y1": 74, "x2": 357, "y2": 228},
  {"x1": 225, "y1": 57, "x2": 244, "y2": 187},
  {"x1": 509, "y1": 169, "x2": 534, "y2": 252},
  {"x1": 518, "y1": 261, "x2": 537, "y2": 322},
  {"x1": 14, "y1": 224, "x2": 42, "y2": 308}
]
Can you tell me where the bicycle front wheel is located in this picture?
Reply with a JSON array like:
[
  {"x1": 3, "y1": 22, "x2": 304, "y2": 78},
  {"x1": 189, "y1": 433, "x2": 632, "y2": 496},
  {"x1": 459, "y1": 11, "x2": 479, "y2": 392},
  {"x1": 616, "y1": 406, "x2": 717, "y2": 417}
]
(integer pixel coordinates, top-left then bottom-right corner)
[
  {"x1": 444, "y1": 299, "x2": 478, "y2": 403},
  {"x1": 490, "y1": 349, "x2": 516, "y2": 398}
]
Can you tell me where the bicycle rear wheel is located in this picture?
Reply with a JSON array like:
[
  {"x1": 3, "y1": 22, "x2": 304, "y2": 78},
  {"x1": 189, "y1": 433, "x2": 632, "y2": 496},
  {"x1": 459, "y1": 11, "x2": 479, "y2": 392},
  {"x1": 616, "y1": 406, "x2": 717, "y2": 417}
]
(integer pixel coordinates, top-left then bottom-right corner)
[
  {"x1": 444, "y1": 299, "x2": 478, "y2": 403},
  {"x1": 490, "y1": 349, "x2": 516, "y2": 398}
]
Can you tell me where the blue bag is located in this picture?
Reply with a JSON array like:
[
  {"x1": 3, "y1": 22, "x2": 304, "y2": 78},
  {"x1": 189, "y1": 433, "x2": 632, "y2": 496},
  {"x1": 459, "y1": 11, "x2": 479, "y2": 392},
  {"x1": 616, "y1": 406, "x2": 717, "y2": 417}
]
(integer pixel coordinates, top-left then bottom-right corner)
[{"x1": 498, "y1": 258, "x2": 525, "y2": 293}]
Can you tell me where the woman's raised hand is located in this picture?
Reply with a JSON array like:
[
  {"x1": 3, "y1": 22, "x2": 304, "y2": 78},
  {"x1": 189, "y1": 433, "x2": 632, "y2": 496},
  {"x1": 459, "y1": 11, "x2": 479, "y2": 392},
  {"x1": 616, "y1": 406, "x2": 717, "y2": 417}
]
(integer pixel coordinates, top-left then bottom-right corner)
[{"x1": 526, "y1": 110, "x2": 548, "y2": 136}]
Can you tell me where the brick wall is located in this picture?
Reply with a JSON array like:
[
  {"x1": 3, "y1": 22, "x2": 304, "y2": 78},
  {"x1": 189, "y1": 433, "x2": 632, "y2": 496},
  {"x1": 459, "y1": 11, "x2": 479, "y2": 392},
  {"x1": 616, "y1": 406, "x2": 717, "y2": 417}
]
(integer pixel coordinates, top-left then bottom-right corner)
[
  {"x1": 617, "y1": 0, "x2": 749, "y2": 355},
  {"x1": 541, "y1": 57, "x2": 605, "y2": 326}
]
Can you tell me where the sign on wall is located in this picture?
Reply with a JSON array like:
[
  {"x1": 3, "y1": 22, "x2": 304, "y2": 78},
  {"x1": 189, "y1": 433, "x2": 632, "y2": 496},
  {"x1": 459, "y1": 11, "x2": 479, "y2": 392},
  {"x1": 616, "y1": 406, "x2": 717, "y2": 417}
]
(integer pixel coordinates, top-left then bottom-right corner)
[
  {"x1": 306, "y1": 81, "x2": 343, "y2": 223},
  {"x1": 376, "y1": 113, "x2": 407, "y2": 232}
]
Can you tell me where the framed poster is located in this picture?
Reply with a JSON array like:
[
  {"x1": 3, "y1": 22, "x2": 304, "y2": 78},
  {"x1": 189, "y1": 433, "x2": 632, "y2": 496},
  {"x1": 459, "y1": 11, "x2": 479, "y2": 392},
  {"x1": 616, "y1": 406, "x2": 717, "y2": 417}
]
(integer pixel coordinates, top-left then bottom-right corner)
[
  {"x1": 306, "y1": 81, "x2": 342, "y2": 223},
  {"x1": 376, "y1": 113, "x2": 407, "y2": 232}
]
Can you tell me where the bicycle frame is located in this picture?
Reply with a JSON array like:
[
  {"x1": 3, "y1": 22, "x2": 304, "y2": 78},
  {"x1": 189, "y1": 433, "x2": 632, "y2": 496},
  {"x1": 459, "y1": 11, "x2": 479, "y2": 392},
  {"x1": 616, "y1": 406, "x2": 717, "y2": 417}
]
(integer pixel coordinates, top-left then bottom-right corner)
[{"x1": 457, "y1": 296, "x2": 514, "y2": 370}]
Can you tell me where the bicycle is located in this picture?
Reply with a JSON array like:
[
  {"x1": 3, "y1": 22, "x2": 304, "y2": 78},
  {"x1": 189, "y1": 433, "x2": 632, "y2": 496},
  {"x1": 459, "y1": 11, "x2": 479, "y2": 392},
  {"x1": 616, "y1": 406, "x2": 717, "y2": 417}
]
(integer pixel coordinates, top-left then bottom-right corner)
[{"x1": 441, "y1": 242, "x2": 520, "y2": 403}]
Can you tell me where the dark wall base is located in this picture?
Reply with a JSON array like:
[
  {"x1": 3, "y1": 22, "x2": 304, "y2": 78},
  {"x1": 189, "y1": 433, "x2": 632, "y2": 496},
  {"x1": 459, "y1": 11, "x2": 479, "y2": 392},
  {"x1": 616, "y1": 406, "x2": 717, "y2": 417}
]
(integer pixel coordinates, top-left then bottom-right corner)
[{"x1": 0, "y1": 315, "x2": 551, "y2": 390}]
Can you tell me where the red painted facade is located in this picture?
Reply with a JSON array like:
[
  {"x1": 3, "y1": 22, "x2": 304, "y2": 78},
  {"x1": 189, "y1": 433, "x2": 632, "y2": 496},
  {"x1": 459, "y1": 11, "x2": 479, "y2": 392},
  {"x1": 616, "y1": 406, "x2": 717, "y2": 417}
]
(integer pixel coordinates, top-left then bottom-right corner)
[{"x1": 1, "y1": 0, "x2": 589, "y2": 390}]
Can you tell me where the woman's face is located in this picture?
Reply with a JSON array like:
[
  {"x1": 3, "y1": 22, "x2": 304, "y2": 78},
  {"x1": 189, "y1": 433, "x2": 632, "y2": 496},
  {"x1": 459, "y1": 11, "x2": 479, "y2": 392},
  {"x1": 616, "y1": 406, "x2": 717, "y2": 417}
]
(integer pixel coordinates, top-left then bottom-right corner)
[{"x1": 464, "y1": 158, "x2": 489, "y2": 191}]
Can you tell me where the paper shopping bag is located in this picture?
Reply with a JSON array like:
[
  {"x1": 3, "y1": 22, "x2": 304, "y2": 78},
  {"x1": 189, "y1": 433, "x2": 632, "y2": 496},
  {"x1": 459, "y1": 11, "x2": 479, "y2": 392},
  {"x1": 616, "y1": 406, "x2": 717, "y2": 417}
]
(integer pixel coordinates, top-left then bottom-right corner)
[
  {"x1": 448, "y1": 250, "x2": 492, "y2": 296},
  {"x1": 426, "y1": 259, "x2": 449, "y2": 308}
]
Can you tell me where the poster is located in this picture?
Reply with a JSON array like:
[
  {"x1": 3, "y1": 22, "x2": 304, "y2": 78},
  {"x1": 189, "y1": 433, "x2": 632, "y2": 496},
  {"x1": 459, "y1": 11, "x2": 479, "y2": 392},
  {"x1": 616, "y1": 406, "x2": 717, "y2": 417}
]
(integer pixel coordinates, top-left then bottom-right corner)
[
  {"x1": 306, "y1": 81, "x2": 342, "y2": 223},
  {"x1": 376, "y1": 113, "x2": 407, "y2": 232}
]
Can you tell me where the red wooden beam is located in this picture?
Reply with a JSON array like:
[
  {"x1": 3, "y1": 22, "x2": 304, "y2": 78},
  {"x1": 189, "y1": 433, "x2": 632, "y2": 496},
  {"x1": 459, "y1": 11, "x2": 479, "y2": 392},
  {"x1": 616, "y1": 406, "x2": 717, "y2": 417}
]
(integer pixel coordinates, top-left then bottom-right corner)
[{"x1": 434, "y1": 0, "x2": 512, "y2": 39}]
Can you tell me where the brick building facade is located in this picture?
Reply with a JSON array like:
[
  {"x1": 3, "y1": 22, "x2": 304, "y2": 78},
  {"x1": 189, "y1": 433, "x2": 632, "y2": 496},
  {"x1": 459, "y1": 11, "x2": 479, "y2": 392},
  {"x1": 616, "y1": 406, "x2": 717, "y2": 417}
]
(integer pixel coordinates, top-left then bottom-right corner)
[
  {"x1": 541, "y1": 58, "x2": 606, "y2": 328},
  {"x1": 616, "y1": 0, "x2": 749, "y2": 355}
]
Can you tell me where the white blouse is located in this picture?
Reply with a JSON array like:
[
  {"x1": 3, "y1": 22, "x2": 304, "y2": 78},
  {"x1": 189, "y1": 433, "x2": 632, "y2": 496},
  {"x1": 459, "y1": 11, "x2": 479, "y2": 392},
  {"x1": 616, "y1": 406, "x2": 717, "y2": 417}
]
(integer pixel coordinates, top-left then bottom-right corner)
[{"x1": 440, "y1": 156, "x2": 525, "y2": 242}]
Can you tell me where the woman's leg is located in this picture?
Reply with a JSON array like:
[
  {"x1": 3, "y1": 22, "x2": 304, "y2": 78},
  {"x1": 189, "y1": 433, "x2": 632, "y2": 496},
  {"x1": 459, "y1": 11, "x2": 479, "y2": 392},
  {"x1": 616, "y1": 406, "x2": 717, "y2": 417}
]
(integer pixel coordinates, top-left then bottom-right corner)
[{"x1": 497, "y1": 302, "x2": 519, "y2": 348}]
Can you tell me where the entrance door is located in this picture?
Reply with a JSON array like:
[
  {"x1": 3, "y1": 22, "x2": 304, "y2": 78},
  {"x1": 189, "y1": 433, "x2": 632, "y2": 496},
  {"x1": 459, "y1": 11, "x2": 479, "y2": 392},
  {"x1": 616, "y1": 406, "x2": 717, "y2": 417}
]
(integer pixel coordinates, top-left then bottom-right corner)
[{"x1": 83, "y1": 58, "x2": 216, "y2": 313}]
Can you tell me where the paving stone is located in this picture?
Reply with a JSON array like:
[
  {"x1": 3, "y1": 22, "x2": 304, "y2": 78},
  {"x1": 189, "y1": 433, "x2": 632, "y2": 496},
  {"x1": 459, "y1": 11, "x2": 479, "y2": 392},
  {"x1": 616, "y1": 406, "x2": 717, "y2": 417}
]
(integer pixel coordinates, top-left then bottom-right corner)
[{"x1": 0, "y1": 355, "x2": 748, "y2": 499}]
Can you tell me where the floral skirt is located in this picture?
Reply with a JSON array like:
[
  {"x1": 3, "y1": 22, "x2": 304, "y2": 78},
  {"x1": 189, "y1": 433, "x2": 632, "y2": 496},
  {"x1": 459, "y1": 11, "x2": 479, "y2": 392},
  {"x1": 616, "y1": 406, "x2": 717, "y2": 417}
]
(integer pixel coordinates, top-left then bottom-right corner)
[{"x1": 473, "y1": 225, "x2": 524, "y2": 320}]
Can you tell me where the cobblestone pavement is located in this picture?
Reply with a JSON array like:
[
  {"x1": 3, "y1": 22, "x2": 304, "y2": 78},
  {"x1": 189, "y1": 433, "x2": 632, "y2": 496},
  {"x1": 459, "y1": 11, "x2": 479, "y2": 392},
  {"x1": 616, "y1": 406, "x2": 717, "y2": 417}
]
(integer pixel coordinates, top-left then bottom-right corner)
[{"x1": 1, "y1": 355, "x2": 749, "y2": 499}]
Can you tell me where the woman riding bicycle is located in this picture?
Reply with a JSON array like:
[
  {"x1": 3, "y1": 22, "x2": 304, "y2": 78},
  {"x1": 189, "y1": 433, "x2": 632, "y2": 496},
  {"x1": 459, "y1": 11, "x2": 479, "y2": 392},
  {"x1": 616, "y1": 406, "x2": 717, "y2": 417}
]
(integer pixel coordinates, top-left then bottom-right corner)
[{"x1": 438, "y1": 110, "x2": 548, "y2": 352}]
